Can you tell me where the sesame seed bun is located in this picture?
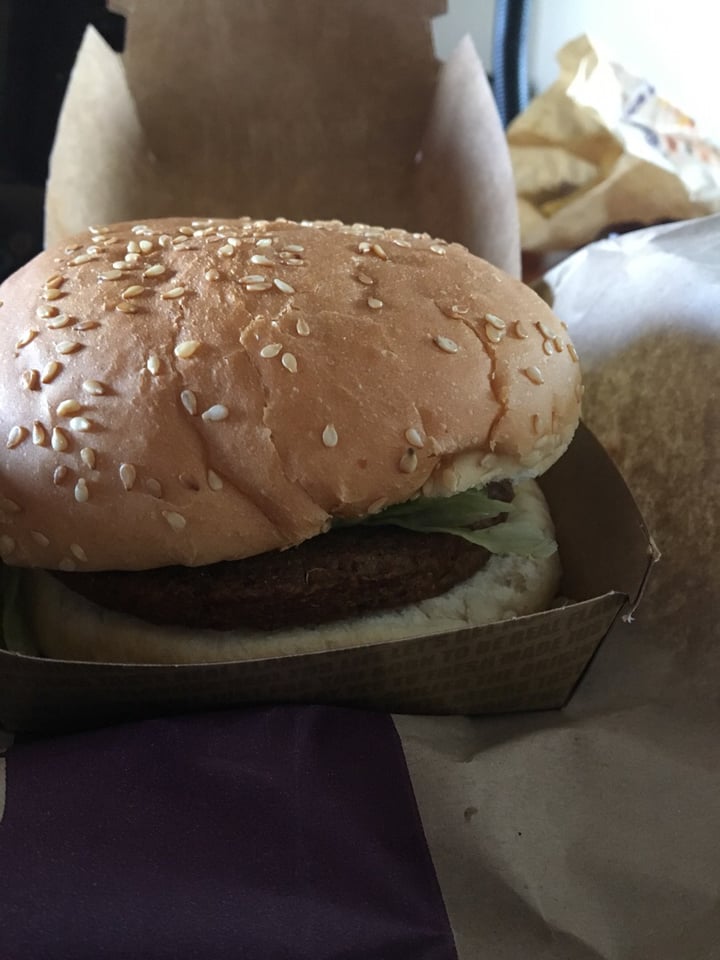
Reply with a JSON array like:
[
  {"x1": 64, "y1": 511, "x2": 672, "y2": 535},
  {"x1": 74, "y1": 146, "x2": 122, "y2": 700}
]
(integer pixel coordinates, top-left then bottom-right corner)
[{"x1": 0, "y1": 217, "x2": 581, "y2": 573}]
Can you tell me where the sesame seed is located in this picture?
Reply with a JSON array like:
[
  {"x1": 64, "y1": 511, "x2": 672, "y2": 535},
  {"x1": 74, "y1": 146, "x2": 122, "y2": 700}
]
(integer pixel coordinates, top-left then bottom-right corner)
[
  {"x1": 367, "y1": 297, "x2": 383, "y2": 309},
  {"x1": 285, "y1": 244, "x2": 304, "y2": 253},
  {"x1": 51, "y1": 427, "x2": 69, "y2": 451},
  {"x1": 139, "y1": 240, "x2": 153, "y2": 254},
  {"x1": 163, "y1": 510, "x2": 187, "y2": 531},
  {"x1": 44, "y1": 288, "x2": 65, "y2": 302},
  {"x1": 45, "y1": 274, "x2": 65, "y2": 289},
  {"x1": 205, "y1": 268, "x2": 220, "y2": 281},
  {"x1": 82, "y1": 379, "x2": 106, "y2": 396},
  {"x1": 178, "y1": 226, "x2": 194, "y2": 237},
  {"x1": 433, "y1": 335, "x2": 459, "y2": 354},
  {"x1": 356, "y1": 272, "x2": 374, "y2": 285},
  {"x1": 131, "y1": 224, "x2": 151, "y2": 234},
  {"x1": 180, "y1": 389, "x2": 198, "y2": 415},
  {"x1": 542, "y1": 338, "x2": 555, "y2": 356},
  {"x1": 553, "y1": 336, "x2": 564, "y2": 353},
  {"x1": 201, "y1": 404, "x2": 229, "y2": 422},
  {"x1": 524, "y1": 365, "x2": 545, "y2": 385},
  {"x1": 89, "y1": 225, "x2": 109, "y2": 234},
  {"x1": 260, "y1": 343, "x2": 283, "y2": 358},
  {"x1": 281, "y1": 352, "x2": 298, "y2": 373},
  {"x1": 22, "y1": 369, "x2": 40, "y2": 390},
  {"x1": 116, "y1": 300, "x2": 137, "y2": 314},
  {"x1": 80, "y1": 447, "x2": 96, "y2": 469},
  {"x1": 41, "y1": 360, "x2": 61, "y2": 383},
  {"x1": 53, "y1": 465, "x2": 68, "y2": 485},
  {"x1": 6, "y1": 426, "x2": 27, "y2": 449},
  {"x1": 57, "y1": 399, "x2": 82, "y2": 416},
  {"x1": 69, "y1": 254, "x2": 94, "y2": 266},
  {"x1": 47, "y1": 315, "x2": 73, "y2": 329},
  {"x1": 296, "y1": 317, "x2": 310, "y2": 336},
  {"x1": 399, "y1": 448, "x2": 418, "y2": 473},
  {"x1": 430, "y1": 244, "x2": 447, "y2": 255},
  {"x1": 207, "y1": 469, "x2": 223, "y2": 491},
  {"x1": 126, "y1": 240, "x2": 140, "y2": 254},
  {"x1": 76, "y1": 319, "x2": 100, "y2": 332},
  {"x1": 56, "y1": 341, "x2": 82, "y2": 355},
  {"x1": 65, "y1": 244, "x2": 82, "y2": 253},
  {"x1": 486, "y1": 324, "x2": 505, "y2": 344},
  {"x1": 485, "y1": 312, "x2": 506, "y2": 330},
  {"x1": 240, "y1": 274, "x2": 267, "y2": 284},
  {"x1": 100, "y1": 270, "x2": 124, "y2": 281},
  {"x1": 226, "y1": 237, "x2": 242, "y2": 247},
  {"x1": 112, "y1": 261, "x2": 130, "y2": 270},
  {"x1": 246, "y1": 282, "x2": 273, "y2": 292},
  {"x1": 174, "y1": 340, "x2": 201, "y2": 359},
  {"x1": 567, "y1": 343, "x2": 579, "y2": 363},
  {"x1": 70, "y1": 543, "x2": 88, "y2": 562},
  {"x1": 358, "y1": 241, "x2": 371, "y2": 253},
  {"x1": 191, "y1": 219, "x2": 213, "y2": 228},
  {"x1": 405, "y1": 427, "x2": 424, "y2": 448},
  {"x1": 146, "y1": 478, "x2": 163, "y2": 498},
  {"x1": 158, "y1": 234, "x2": 173, "y2": 248},
  {"x1": 371, "y1": 243, "x2": 388, "y2": 260},
  {"x1": 161, "y1": 286, "x2": 186, "y2": 300},
  {"x1": 256, "y1": 238, "x2": 273, "y2": 248},
  {"x1": 74, "y1": 478, "x2": 89, "y2": 503},
  {"x1": 218, "y1": 244, "x2": 235, "y2": 257},
  {"x1": 392, "y1": 238, "x2": 412, "y2": 248},
  {"x1": 37, "y1": 305, "x2": 59, "y2": 319},
  {"x1": 70, "y1": 417, "x2": 92, "y2": 432},
  {"x1": 0, "y1": 535, "x2": 15, "y2": 557},
  {"x1": 322, "y1": 424, "x2": 338, "y2": 448},
  {"x1": 31, "y1": 531, "x2": 50, "y2": 547},
  {"x1": 514, "y1": 321, "x2": 529, "y2": 339},
  {"x1": 250, "y1": 254, "x2": 273, "y2": 265},
  {"x1": 32, "y1": 421, "x2": 46, "y2": 445},
  {"x1": 119, "y1": 463, "x2": 136, "y2": 490},
  {"x1": 147, "y1": 354, "x2": 161, "y2": 375},
  {"x1": 274, "y1": 278, "x2": 295, "y2": 294},
  {"x1": 125, "y1": 253, "x2": 141, "y2": 265},
  {"x1": 537, "y1": 321, "x2": 554, "y2": 341},
  {"x1": 0, "y1": 497, "x2": 20, "y2": 514},
  {"x1": 58, "y1": 558, "x2": 77, "y2": 572},
  {"x1": 143, "y1": 263, "x2": 166, "y2": 278},
  {"x1": 122, "y1": 284, "x2": 145, "y2": 299},
  {"x1": 16, "y1": 329, "x2": 39, "y2": 349},
  {"x1": 368, "y1": 497, "x2": 388, "y2": 514}
]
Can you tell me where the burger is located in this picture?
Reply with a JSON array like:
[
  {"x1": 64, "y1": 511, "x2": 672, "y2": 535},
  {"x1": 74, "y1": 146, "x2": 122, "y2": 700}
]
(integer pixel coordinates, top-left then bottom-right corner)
[{"x1": 0, "y1": 217, "x2": 581, "y2": 664}]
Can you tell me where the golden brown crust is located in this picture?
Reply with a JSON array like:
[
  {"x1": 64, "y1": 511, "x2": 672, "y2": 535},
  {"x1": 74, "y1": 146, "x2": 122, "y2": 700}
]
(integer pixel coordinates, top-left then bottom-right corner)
[{"x1": 0, "y1": 217, "x2": 581, "y2": 571}]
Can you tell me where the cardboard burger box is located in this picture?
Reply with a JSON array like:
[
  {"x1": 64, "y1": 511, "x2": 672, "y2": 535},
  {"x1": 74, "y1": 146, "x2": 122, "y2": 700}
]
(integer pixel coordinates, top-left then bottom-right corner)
[{"x1": 0, "y1": 0, "x2": 655, "y2": 733}]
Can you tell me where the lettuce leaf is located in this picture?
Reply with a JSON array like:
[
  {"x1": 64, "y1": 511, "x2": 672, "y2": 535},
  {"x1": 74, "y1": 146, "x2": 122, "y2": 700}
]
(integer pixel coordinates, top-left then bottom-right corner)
[{"x1": 337, "y1": 486, "x2": 557, "y2": 558}]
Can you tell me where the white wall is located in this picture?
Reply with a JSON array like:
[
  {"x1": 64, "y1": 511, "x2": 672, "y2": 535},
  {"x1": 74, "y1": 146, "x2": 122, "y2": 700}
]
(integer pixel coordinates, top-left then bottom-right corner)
[{"x1": 432, "y1": 0, "x2": 720, "y2": 142}]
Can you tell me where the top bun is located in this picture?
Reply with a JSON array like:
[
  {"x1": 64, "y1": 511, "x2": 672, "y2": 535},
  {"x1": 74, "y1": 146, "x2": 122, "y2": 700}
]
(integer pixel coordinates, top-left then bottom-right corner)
[{"x1": 0, "y1": 217, "x2": 581, "y2": 572}]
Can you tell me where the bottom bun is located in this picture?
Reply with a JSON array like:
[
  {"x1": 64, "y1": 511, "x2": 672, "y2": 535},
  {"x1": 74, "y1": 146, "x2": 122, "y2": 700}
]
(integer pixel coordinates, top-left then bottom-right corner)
[{"x1": 26, "y1": 481, "x2": 560, "y2": 665}]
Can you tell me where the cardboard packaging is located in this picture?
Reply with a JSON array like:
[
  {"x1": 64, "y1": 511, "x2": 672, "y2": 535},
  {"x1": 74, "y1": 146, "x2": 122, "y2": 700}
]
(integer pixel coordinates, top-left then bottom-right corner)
[{"x1": 0, "y1": 1, "x2": 654, "y2": 733}]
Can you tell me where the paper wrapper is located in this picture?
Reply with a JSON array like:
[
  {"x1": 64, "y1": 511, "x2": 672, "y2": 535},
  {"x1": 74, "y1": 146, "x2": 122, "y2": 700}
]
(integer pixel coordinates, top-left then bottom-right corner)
[
  {"x1": 397, "y1": 214, "x2": 720, "y2": 958},
  {"x1": 0, "y1": 1, "x2": 652, "y2": 732},
  {"x1": 510, "y1": 35, "x2": 720, "y2": 252}
]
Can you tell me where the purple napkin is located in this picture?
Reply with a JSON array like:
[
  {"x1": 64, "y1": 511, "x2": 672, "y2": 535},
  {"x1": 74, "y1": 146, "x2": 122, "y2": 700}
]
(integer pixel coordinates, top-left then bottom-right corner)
[{"x1": 1, "y1": 706, "x2": 457, "y2": 959}]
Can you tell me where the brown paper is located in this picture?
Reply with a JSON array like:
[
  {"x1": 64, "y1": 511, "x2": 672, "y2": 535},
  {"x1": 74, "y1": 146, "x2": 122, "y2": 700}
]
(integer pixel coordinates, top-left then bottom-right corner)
[
  {"x1": 2, "y1": 1, "x2": 652, "y2": 735},
  {"x1": 397, "y1": 215, "x2": 720, "y2": 959}
]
